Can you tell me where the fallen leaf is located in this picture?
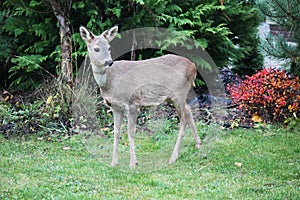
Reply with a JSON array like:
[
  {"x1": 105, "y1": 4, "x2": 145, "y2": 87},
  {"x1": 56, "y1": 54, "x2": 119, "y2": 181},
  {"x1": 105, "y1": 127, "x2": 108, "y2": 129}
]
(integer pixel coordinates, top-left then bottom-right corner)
[
  {"x1": 4, "y1": 96, "x2": 10, "y2": 102},
  {"x1": 62, "y1": 146, "x2": 71, "y2": 150},
  {"x1": 101, "y1": 127, "x2": 110, "y2": 131},
  {"x1": 252, "y1": 115, "x2": 263, "y2": 123},
  {"x1": 235, "y1": 162, "x2": 242, "y2": 167},
  {"x1": 30, "y1": 126, "x2": 35, "y2": 132}
]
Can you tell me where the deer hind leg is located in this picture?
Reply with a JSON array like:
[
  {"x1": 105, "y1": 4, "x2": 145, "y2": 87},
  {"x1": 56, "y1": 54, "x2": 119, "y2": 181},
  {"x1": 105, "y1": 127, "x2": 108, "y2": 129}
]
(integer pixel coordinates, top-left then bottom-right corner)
[
  {"x1": 184, "y1": 103, "x2": 201, "y2": 148},
  {"x1": 111, "y1": 109, "x2": 124, "y2": 167},
  {"x1": 127, "y1": 105, "x2": 138, "y2": 168},
  {"x1": 169, "y1": 101, "x2": 187, "y2": 164}
]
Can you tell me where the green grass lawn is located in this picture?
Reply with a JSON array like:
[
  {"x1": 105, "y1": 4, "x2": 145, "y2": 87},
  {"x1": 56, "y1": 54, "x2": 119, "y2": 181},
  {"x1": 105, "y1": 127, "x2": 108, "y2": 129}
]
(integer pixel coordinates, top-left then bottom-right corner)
[{"x1": 0, "y1": 125, "x2": 299, "y2": 199}]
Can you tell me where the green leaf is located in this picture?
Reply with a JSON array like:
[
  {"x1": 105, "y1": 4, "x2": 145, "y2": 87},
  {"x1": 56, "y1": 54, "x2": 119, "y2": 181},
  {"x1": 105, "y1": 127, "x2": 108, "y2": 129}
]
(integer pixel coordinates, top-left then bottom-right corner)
[
  {"x1": 29, "y1": 0, "x2": 42, "y2": 7},
  {"x1": 194, "y1": 78, "x2": 205, "y2": 87},
  {"x1": 194, "y1": 39, "x2": 208, "y2": 50},
  {"x1": 134, "y1": 0, "x2": 144, "y2": 5},
  {"x1": 78, "y1": 2, "x2": 85, "y2": 9}
]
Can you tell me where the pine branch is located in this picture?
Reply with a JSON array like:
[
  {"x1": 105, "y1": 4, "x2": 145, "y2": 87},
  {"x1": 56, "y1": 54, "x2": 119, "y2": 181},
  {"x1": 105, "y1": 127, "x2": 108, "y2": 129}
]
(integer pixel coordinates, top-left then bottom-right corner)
[{"x1": 10, "y1": 0, "x2": 52, "y2": 14}]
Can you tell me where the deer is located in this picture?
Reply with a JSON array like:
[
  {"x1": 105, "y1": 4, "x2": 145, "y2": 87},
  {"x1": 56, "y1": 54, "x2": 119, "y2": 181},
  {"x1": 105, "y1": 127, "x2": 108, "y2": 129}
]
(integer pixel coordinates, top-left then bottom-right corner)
[{"x1": 80, "y1": 25, "x2": 201, "y2": 168}]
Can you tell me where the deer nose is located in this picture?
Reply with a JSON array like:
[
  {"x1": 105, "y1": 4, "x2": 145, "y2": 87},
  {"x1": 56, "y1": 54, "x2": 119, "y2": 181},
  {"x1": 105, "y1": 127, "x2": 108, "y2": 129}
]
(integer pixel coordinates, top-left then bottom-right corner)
[{"x1": 104, "y1": 60, "x2": 114, "y2": 67}]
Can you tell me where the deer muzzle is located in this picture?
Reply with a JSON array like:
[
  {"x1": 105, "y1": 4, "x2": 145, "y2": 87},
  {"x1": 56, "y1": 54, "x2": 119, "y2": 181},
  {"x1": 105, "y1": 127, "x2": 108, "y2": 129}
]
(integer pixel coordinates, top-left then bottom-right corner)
[{"x1": 104, "y1": 60, "x2": 114, "y2": 67}]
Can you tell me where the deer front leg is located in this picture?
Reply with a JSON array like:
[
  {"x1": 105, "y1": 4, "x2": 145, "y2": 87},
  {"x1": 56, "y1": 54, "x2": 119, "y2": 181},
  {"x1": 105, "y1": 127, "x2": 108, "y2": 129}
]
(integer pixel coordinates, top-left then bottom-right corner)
[
  {"x1": 111, "y1": 109, "x2": 124, "y2": 167},
  {"x1": 127, "y1": 105, "x2": 138, "y2": 168}
]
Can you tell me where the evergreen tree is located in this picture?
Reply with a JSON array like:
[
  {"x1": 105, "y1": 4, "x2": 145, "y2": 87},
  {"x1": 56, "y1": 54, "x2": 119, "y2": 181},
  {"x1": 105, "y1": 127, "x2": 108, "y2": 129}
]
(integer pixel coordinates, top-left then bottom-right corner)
[
  {"x1": 258, "y1": 0, "x2": 300, "y2": 76},
  {"x1": 0, "y1": 0, "x2": 103, "y2": 90},
  {"x1": 0, "y1": 0, "x2": 264, "y2": 90},
  {"x1": 1, "y1": 0, "x2": 60, "y2": 90},
  {"x1": 130, "y1": 0, "x2": 263, "y2": 73},
  {"x1": 226, "y1": 0, "x2": 264, "y2": 76}
]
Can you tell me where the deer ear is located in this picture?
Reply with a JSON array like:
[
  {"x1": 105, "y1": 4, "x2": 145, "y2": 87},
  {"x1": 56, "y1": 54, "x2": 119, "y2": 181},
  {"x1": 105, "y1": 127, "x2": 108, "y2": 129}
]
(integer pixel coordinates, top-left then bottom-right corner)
[
  {"x1": 80, "y1": 26, "x2": 95, "y2": 43},
  {"x1": 102, "y1": 26, "x2": 118, "y2": 42}
]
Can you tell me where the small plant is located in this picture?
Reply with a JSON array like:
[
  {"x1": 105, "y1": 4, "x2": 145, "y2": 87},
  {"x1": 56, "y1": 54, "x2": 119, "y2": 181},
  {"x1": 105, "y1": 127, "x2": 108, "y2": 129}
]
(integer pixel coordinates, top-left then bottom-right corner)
[
  {"x1": 0, "y1": 81, "x2": 75, "y2": 138},
  {"x1": 284, "y1": 113, "x2": 300, "y2": 132},
  {"x1": 228, "y1": 68, "x2": 300, "y2": 123}
]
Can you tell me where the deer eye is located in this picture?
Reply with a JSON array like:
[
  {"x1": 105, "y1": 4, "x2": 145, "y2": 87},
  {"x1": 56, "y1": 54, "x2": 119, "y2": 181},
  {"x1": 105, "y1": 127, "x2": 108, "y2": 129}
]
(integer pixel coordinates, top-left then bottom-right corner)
[{"x1": 94, "y1": 48, "x2": 100, "y2": 52}]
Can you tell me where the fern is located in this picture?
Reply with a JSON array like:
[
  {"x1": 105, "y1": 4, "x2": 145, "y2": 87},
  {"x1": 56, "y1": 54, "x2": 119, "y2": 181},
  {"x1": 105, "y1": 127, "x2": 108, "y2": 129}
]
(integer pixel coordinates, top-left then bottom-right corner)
[{"x1": 9, "y1": 55, "x2": 48, "y2": 90}]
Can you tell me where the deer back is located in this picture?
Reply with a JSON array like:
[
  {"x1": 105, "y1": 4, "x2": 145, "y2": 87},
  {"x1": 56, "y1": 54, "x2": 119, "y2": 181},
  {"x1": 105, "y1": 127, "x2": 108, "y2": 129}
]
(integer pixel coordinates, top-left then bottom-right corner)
[{"x1": 98, "y1": 54, "x2": 197, "y2": 110}]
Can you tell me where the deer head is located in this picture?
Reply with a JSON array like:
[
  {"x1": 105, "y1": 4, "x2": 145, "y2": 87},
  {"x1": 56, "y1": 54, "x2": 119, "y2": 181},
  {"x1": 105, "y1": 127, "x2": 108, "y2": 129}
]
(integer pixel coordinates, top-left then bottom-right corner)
[{"x1": 80, "y1": 26, "x2": 118, "y2": 70}]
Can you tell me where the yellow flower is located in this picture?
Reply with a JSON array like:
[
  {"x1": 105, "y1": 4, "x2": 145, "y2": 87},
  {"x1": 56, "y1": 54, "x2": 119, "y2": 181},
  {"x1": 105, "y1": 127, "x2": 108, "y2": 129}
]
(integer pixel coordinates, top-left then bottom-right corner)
[{"x1": 46, "y1": 95, "x2": 53, "y2": 105}]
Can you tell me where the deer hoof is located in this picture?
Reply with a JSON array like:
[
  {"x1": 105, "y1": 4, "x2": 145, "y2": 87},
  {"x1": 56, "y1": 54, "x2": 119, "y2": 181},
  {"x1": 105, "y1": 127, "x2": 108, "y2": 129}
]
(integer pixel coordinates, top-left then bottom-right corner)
[
  {"x1": 195, "y1": 142, "x2": 201, "y2": 149},
  {"x1": 129, "y1": 162, "x2": 137, "y2": 168},
  {"x1": 111, "y1": 161, "x2": 118, "y2": 167},
  {"x1": 168, "y1": 156, "x2": 178, "y2": 165},
  {"x1": 168, "y1": 158, "x2": 177, "y2": 165}
]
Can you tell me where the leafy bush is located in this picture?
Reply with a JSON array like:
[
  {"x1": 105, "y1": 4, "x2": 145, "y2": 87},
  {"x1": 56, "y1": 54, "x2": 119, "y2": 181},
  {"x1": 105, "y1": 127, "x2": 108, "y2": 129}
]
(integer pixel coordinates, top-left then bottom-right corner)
[
  {"x1": 228, "y1": 68, "x2": 300, "y2": 123},
  {"x1": 0, "y1": 82, "x2": 75, "y2": 138}
]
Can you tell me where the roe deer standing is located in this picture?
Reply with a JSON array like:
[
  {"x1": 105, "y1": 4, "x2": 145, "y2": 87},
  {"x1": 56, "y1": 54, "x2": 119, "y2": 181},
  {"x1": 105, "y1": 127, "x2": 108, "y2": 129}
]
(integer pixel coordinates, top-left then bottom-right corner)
[{"x1": 80, "y1": 26, "x2": 201, "y2": 168}]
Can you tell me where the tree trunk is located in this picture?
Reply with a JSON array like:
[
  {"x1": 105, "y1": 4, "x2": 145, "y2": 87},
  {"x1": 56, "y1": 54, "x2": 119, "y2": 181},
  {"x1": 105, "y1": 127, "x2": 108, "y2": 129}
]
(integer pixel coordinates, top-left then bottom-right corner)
[{"x1": 48, "y1": 0, "x2": 73, "y2": 86}]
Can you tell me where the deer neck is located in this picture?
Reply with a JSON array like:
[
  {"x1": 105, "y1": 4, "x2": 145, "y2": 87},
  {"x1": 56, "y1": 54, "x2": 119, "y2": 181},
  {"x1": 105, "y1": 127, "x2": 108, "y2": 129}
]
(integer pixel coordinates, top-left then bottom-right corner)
[{"x1": 91, "y1": 64, "x2": 109, "y2": 87}]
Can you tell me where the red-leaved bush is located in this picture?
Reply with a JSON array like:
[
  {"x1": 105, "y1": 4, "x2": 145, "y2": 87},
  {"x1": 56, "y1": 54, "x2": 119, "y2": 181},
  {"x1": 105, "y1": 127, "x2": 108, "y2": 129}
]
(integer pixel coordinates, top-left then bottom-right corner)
[{"x1": 227, "y1": 68, "x2": 300, "y2": 123}]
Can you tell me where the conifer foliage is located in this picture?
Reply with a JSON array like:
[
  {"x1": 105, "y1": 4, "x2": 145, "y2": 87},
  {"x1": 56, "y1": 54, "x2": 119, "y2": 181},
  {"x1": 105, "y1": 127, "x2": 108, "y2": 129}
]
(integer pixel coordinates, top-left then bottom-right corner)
[
  {"x1": 0, "y1": 0, "x2": 263, "y2": 90},
  {"x1": 258, "y1": 0, "x2": 300, "y2": 77}
]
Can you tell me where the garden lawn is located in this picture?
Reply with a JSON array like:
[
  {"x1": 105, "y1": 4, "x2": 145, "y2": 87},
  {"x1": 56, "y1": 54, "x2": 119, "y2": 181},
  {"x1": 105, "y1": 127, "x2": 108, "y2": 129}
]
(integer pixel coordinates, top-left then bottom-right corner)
[{"x1": 0, "y1": 126, "x2": 299, "y2": 199}]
